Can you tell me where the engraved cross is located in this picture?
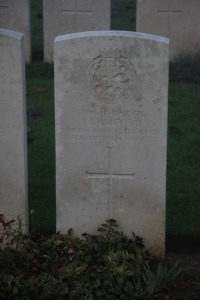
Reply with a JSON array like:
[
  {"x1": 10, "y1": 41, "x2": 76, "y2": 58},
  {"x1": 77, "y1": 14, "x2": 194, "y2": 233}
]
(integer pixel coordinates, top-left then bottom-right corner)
[
  {"x1": 86, "y1": 147, "x2": 135, "y2": 217},
  {"x1": 0, "y1": 4, "x2": 9, "y2": 11},
  {"x1": 62, "y1": 0, "x2": 92, "y2": 31},
  {"x1": 0, "y1": 0, "x2": 9, "y2": 10},
  {"x1": 158, "y1": 8, "x2": 183, "y2": 15},
  {"x1": 158, "y1": 0, "x2": 183, "y2": 15},
  {"x1": 157, "y1": 1, "x2": 183, "y2": 36}
]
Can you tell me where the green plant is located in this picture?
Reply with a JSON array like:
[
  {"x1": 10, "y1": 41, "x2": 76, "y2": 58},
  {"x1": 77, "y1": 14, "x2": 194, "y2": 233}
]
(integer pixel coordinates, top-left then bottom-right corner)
[
  {"x1": 143, "y1": 260, "x2": 181, "y2": 297},
  {"x1": 170, "y1": 50, "x2": 200, "y2": 82},
  {"x1": 0, "y1": 219, "x2": 180, "y2": 299},
  {"x1": 0, "y1": 215, "x2": 25, "y2": 250}
]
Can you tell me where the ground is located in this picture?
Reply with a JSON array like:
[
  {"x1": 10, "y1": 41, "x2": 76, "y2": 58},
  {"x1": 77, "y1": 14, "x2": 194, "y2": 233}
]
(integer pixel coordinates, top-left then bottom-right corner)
[{"x1": 163, "y1": 247, "x2": 200, "y2": 299}]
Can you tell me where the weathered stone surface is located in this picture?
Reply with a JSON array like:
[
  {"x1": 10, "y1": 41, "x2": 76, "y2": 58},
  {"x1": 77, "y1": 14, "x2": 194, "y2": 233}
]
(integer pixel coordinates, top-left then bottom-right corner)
[
  {"x1": 54, "y1": 31, "x2": 169, "y2": 257},
  {"x1": 136, "y1": 0, "x2": 200, "y2": 57},
  {"x1": 0, "y1": 0, "x2": 31, "y2": 62},
  {"x1": 0, "y1": 29, "x2": 28, "y2": 230},
  {"x1": 43, "y1": 0, "x2": 111, "y2": 62}
]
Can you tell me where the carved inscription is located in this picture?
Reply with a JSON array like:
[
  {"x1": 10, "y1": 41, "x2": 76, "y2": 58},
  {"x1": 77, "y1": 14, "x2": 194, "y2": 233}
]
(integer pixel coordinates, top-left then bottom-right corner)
[
  {"x1": 85, "y1": 49, "x2": 139, "y2": 104},
  {"x1": 63, "y1": 108, "x2": 159, "y2": 143},
  {"x1": 64, "y1": 127, "x2": 159, "y2": 143},
  {"x1": 80, "y1": 107, "x2": 144, "y2": 127},
  {"x1": 0, "y1": 123, "x2": 21, "y2": 136}
]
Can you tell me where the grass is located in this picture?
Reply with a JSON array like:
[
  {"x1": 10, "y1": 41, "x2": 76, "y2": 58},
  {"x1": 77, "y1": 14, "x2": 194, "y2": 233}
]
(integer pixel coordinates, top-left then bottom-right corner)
[
  {"x1": 170, "y1": 50, "x2": 200, "y2": 82},
  {"x1": 30, "y1": 0, "x2": 43, "y2": 60},
  {"x1": 167, "y1": 83, "x2": 200, "y2": 242},
  {"x1": 111, "y1": 0, "x2": 136, "y2": 31},
  {"x1": 27, "y1": 0, "x2": 200, "y2": 244},
  {"x1": 26, "y1": 64, "x2": 55, "y2": 233}
]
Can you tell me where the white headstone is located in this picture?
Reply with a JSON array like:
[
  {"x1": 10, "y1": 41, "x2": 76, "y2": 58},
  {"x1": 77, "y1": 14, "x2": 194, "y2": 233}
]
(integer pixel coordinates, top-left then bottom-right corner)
[
  {"x1": 0, "y1": 0, "x2": 31, "y2": 63},
  {"x1": 136, "y1": 0, "x2": 200, "y2": 57},
  {"x1": 0, "y1": 29, "x2": 28, "y2": 230},
  {"x1": 43, "y1": 0, "x2": 111, "y2": 62},
  {"x1": 54, "y1": 31, "x2": 169, "y2": 257}
]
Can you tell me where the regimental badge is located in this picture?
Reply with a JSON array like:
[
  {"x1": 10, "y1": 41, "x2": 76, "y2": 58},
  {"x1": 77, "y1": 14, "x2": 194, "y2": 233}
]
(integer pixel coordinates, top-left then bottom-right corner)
[{"x1": 85, "y1": 49, "x2": 138, "y2": 104}]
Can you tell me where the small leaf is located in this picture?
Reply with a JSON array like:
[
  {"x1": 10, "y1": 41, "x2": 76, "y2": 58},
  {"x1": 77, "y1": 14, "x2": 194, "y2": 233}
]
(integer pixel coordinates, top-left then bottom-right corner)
[
  {"x1": 93, "y1": 279, "x2": 101, "y2": 288},
  {"x1": 75, "y1": 264, "x2": 87, "y2": 275},
  {"x1": 13, "y1": 286, "x2": 18, "y2": 295}
]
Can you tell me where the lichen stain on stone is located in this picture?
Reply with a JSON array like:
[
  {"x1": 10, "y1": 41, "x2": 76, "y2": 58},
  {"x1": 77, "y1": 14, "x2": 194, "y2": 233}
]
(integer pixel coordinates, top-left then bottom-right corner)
[{"x1": 153, "y1": 98, "x2": 161, "y2": 105}]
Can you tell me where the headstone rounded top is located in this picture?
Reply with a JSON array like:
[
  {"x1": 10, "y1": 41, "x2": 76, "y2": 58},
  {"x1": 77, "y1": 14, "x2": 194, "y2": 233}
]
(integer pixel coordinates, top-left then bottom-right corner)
[
  {"x1": 0, "y1": 28, "x2": 23, "y2": 39},
  {"x1": 54, "y1": 30, "x2": 169, "y2": 45}
]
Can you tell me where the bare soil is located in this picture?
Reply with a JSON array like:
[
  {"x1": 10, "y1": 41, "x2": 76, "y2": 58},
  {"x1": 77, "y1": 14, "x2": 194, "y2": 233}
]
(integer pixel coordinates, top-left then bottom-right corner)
[{"x1": 163, "y1": 247, "x2": 200, "y2": 299}]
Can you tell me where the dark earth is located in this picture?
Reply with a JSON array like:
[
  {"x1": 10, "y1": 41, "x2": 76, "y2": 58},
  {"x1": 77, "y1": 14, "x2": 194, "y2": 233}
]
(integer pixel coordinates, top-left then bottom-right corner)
[{"x1": 163, "y1": 244, "x2": 200, "y2": 299}]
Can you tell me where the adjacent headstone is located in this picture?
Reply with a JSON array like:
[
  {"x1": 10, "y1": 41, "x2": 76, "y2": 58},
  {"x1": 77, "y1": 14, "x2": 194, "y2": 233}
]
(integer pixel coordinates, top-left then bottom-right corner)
[
  {"x1": 136, "y1": 0, "x2": 200, "y2": 57},
  {"x1": 0, "y1": 29, "x2": 28, "y2": 230},
  {"x1": 54, "y1": 31, "x2": 169, "y2": 257},
  {"x1": 0, "y1": 0, "x2": 31, "y2": 62},
  {"x1": 43, "y1": 0, "x2": 111, "y2": 62}
]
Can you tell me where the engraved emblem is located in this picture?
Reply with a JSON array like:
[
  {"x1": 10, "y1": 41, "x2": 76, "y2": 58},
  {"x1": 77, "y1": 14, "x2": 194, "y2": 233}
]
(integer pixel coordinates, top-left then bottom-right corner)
[{"x1": 85, "y1": 49, "x2": 137, "y2": 104}]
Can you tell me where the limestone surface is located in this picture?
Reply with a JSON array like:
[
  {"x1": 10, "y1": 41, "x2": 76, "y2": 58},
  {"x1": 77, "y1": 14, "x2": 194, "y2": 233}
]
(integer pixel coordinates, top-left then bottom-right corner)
[
  {"x1": 0, "y1": 0, "x2": 31, "y2": 62},
  {"x1": 54, "y1": 31, "x2": 169, "y2": 257},
  {"x1": 43, "y1": 0, "x2": 111, "y2": 62},
  {"x1": 136, "y1": 0, "x2": 200, "y2": 57},
  {"x1": 0, "y1": 28, "x2": 28, "y2": 230}
]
